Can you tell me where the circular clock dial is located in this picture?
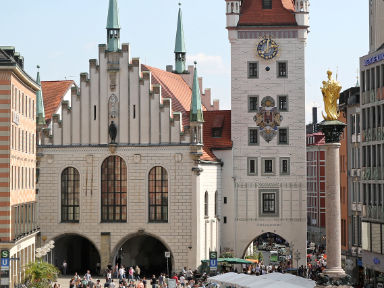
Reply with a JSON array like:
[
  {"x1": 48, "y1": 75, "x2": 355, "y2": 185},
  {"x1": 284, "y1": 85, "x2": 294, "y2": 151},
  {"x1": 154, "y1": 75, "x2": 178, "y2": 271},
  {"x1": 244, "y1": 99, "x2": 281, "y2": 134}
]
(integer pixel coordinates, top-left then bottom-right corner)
[{"x1": 257, "y1": 39, "x2": 279, "y2": 60}]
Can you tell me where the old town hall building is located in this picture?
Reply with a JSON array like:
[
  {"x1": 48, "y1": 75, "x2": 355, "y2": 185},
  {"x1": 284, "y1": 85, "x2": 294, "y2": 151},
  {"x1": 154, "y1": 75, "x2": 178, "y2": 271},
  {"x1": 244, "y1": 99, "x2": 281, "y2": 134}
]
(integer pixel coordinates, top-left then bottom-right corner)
[{"x1": 36, "y1": 0, "x2": 309, "y2": 273}]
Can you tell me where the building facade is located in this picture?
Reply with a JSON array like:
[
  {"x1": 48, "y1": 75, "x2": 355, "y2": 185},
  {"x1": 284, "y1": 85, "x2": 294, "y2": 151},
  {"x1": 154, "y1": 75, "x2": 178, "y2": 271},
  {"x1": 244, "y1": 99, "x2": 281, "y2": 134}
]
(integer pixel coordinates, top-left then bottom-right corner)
[
  {"x1": 360, "y1": 45, "x2": 384, "y2": 286},
  {"x1": 222, "y1": 0, "x2": 309, "y2": 265},
  {"x1": 36, "y1": 0, "x2": 231, "y2": 273},
  {"x1": 0, "y1": 47, "x2": 40, "y2": 286},
  {"x1": 306, "y1": 131, "x2": 326, "y2": 245}
]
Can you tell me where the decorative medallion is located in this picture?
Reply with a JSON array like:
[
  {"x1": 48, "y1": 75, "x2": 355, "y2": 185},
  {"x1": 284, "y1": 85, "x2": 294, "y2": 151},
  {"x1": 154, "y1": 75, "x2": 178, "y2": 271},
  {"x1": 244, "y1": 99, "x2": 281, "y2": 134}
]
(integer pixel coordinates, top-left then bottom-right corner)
[
  {"x1": 254, "y1": 96, "x2": 282, "y2": 143},
  {"x1": 109, "y1": 94, "x2": 118, "y2": 118},
  {"x1": 254, "y1": 35, "x2": 280, "y2": 61}
]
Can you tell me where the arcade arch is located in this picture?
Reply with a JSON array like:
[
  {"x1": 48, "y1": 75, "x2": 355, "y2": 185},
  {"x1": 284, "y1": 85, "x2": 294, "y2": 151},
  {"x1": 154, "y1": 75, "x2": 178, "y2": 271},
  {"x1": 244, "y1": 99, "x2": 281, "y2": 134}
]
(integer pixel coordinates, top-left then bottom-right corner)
[{"x1": 242, "y1": 232, "x2": 290, "y2": 260}]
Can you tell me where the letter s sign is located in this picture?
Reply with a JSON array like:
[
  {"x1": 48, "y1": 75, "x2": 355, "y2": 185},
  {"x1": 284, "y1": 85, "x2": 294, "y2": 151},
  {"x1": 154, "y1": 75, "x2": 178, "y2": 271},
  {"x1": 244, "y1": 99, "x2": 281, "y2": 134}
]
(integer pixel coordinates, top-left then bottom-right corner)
[{"x1": 1, "y1": 250, "x2": 9, "y2": 258}]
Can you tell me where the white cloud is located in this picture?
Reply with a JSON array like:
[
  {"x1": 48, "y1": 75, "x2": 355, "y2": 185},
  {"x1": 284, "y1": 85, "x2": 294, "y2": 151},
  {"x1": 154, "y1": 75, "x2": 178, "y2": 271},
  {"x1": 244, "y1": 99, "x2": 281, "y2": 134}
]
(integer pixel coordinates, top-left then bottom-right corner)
[
  {"x1": 187, "y1": 53, "x2": 230, "y2": 75},
  {"x1": 84, "y1": 42, "x2": 97, "y2": 51}
]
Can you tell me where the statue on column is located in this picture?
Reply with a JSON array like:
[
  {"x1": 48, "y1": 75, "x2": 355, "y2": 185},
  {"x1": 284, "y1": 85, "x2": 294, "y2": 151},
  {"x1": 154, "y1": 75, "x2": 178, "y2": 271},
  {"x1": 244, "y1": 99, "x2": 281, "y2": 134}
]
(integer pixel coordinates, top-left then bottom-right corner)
[{"x1": 321, "y1": 70, "x2": 342, "y2": 121}]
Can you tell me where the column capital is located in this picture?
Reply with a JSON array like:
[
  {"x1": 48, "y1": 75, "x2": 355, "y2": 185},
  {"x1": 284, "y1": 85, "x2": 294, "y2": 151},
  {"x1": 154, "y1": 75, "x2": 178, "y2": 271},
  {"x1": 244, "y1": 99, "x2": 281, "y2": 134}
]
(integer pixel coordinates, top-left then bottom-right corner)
[{"x1": 319, "y1": 120, "x2": 346, "y2": 143}]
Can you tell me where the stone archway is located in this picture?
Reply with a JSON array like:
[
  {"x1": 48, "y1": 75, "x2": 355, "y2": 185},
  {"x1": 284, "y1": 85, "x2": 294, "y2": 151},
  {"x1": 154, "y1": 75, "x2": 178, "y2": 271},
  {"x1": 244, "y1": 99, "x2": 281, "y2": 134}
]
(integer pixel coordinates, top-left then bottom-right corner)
[
  {"x1": 51, "y1": 233, "x2": 101, "y2": 275},
  {"x1": 112, "y1": 231, "x2": 175, "y2": 276}
]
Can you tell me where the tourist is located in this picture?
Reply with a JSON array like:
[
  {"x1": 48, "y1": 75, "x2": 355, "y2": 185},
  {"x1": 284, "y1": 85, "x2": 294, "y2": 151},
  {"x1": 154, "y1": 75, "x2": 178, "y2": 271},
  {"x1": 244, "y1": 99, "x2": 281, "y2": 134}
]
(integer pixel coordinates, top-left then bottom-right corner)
[
  {"x1": 129, "y1": 267, "x2": 134, "y2": 281},
  {"x1": 186, "y1": 269, "x2": 193, "y2": 281},
  {"x1": 62, "y1": 260, "x2": 68, "y2": 275},
  {"x1": 172, "y1": 273, "x2": 178, "y2": 282},
  {"x1": 107, "y1": 270, "x2": 112, "y2": 282},
  {"x1": 95, "y1": 280, "x2": 102, "y2": 288},
  {"x1": 86, "y1": 271, "x2": 92, "y2": 281},
  {"x1": 110, "y1": 280, "x2": 116, "y2": 288},
  {"x1": 151, "y1": 275, "x2": 157, "y2": 288},
  {"x1": 176, "y1": 281, "x2": 182, "y2": 288},
  {"x1": 113, "y1": 264, "x2": 119, "y2": 279},
  {"x1": 158, "y1": 274, "x2": 164, "y2": 287},
  {"x1": 70, "y1": 277, "x2": 76, "y2": 288},
  {"x1": 143, "y1": 277, "x2": 147, "y2": 288},
  {"x1": 179, "y1": 274, "x2": 185, "y2": 287},
  {"x1": 89, "y1": 278, "x2": 95, "y2": 288},
  {"x1": 119, "y1": 266, "x2": 126, "y2": 281},
  {"x1": 82, "y1": 276, "x2": 88, "y2": 286},
  {"x1": 137, "y1": 280, "x2": 144, "y2": 288},
  {"x1": 97, "y1": 262, "x2": 101, "y2": 275},
  {"x1": 128, "y1": 280, "x2": 136, "y2": 288},
  {"x1": 135, "y1": 266, "x2": 141, "y2": 280}
]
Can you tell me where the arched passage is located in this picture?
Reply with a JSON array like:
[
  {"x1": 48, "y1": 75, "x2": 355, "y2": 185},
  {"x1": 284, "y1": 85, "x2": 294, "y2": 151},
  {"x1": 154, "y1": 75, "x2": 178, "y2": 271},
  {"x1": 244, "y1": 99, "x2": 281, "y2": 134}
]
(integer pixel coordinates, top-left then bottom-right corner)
[
  {"x1": 52, "y1": 233, "x2": 101, "y2": 275},
  {"x1": 242, "y1": 232, "x2": 290, "y2": 264},
  {"x1": 112, "y1": 232, "x2": 174, "y2": 277}
]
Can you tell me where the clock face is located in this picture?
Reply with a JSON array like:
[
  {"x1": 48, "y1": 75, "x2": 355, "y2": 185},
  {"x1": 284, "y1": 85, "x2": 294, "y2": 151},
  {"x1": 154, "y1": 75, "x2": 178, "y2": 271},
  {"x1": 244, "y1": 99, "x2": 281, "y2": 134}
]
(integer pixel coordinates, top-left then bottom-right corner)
[{"x1": 256, "y1": 38, "x2": 279, "y2": 60}]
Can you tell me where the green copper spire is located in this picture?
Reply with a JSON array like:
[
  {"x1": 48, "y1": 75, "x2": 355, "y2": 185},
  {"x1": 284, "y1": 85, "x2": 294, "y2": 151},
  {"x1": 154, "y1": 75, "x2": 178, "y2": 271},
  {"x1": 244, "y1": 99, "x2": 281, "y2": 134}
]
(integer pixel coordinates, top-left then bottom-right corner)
[
  {"x1": 106, "y1": 0, "x2": 121, "y2": 29},
  {"x1": 174, "y1": 3, "x2": 186, "y2": 73},
  {"x1": 356, "y1": 76, "x2": 360, "y2": 87},
  {"x1": 106, "y1": 0, "x2": 121, "y2": 52},
  {"x1": 35, "y1": 65, "x2": 46, "y2": 126},
  {"x1": 190, "y1": 62, "x2": 204, "y2": 122}
]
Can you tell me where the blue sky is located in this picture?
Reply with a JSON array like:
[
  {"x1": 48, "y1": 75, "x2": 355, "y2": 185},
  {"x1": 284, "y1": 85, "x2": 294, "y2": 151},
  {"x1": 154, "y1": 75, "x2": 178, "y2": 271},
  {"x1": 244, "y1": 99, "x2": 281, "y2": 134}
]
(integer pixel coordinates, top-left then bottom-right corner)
[{"x1": 0, "y1": 0, "x2": 368, "y2": 123}]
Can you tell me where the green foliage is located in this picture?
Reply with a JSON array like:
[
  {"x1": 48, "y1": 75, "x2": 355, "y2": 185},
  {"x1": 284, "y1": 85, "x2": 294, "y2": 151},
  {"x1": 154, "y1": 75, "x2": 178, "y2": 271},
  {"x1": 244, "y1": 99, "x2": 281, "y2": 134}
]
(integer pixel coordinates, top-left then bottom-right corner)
[
  {"x1": 220, "y1": 247, "x2": 236, "y2": 258},
  {"x1": 257, "y1": 251, "x2": 264, "y2": 261},
  {"x1": 245, "y1": 246, "x2": 259, "y2": 260},
  {"x1": 22, "y1": 258, "x2": 60, "y2": 288}
]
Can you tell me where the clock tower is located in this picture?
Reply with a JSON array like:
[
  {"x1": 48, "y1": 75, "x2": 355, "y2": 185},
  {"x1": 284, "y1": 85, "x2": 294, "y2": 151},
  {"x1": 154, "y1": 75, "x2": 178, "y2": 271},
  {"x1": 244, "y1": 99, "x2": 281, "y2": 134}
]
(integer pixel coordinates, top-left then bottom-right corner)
[{"x1": 222, "y1": 0, "x2": 310, "y2": 265}]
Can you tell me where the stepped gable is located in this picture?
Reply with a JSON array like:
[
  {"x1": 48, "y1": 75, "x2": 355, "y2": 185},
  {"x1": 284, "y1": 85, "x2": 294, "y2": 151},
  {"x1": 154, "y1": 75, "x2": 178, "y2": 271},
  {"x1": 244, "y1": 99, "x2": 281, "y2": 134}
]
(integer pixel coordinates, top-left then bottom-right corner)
[
  {"x1": 238, "y1": 0, "x2": 297, "y2": 26},
  {"x1": 41, "y1": 80, "x2": 74, "y2": 124},
  {"x1": 142, "y1": 65, "x2": 207, "y2": 127},
  {"x1": 200, "y1": 110, "x2": 232, "y2": 161}
]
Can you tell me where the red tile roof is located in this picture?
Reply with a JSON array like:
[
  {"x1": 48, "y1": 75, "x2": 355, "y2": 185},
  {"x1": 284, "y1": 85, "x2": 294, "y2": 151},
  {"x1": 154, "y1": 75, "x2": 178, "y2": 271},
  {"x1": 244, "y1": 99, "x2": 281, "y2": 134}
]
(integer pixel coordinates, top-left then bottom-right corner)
[
  {"x1": 200, "y1": 110, "x2": 232, "y2": 161},
  {"x1": 142, "y1": 65, "x2": 207, "y2": 127},
  {"x1": 41, "y1": 80, "x2": 74, "y2": 124},
  {"x1": 238, "y1": 0, "x2": 297, "y2": 26},
  {"x1": 307, "y1": 132, "x2": 325, "y2": 146}
]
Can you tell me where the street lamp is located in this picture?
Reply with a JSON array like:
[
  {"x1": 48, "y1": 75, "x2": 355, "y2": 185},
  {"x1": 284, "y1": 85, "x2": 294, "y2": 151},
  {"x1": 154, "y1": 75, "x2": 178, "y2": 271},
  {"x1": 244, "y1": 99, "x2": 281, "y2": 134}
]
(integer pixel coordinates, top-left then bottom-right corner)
[{"x1": 294, "y1": 249, "x2": 301, "y2": 269}]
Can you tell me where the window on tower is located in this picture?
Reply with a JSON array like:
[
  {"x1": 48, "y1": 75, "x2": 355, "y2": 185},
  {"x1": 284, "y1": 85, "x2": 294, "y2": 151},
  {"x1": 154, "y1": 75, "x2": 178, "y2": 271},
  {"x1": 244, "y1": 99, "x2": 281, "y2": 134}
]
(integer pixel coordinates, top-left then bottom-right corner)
[
  {"x1": 278, "y1": 96, "x2": 288, "y2": 111},
  {"x1": 249, "y1": 128, "x2": 259, "y2": 145},
  {"x1": 278, "y1": 62, "x2": 287, "y2": 77},
  {"x1": 263, "y1": 0, "x2": 272, "y2": 9},
  {"x1": 262, "y1": 193, "x2": 275, "y2": 213},
  {"x1": 248, "y1": 62, "x2": 259, "y2": 78},
  {"x1": 278, "y1": 128, "x2": 288, "y2": 144},
  {"x1": 249, "y1": 96, "x2": 258, "y2": 112}
]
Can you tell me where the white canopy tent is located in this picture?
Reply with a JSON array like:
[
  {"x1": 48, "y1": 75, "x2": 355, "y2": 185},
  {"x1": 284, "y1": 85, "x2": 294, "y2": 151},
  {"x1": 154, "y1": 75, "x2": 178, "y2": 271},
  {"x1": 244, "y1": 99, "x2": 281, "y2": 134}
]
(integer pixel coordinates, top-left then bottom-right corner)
[{"x1": 207, "y1": 272, "x2": 316, "y2": 288}]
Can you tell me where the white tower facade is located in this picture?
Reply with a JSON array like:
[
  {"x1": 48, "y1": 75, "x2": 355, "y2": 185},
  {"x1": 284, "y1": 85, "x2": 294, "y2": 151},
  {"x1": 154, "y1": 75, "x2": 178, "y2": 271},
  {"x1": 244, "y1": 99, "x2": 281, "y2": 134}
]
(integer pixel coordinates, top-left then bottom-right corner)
[{"x1": 222, "y1": 0, "x2": 310, "y2": 265}]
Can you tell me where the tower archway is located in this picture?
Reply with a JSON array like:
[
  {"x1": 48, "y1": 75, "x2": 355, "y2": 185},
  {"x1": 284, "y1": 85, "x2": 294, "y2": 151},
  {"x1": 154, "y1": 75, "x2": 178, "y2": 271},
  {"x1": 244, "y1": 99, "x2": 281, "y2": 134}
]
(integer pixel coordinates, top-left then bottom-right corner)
[{"x1": 112, "y1": 232, "x2": 174, "y2": 277}]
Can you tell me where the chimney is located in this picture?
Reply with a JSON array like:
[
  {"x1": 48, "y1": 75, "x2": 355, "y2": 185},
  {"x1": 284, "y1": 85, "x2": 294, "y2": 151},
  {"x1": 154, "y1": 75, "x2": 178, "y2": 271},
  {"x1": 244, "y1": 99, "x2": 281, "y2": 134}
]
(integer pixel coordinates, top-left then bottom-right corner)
[
  {"x1": 166, "y1": 65, "x2": 173, "y2": 72},
  {"x1": 312, "y1": 107, "x2": 317, "y2": 124}
]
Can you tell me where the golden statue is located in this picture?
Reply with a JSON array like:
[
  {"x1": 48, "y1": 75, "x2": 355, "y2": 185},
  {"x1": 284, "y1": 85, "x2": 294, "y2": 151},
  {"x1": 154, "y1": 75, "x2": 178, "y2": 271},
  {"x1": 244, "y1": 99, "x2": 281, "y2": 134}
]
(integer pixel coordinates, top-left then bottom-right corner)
[{"x1": 321, "y1": 70, "x2": 342, "y2": 121}]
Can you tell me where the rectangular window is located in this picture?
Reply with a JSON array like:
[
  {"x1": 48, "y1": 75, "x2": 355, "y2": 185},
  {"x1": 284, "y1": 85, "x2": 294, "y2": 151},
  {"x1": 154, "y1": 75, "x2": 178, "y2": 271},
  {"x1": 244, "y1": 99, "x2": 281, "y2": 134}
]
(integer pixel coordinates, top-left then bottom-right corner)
[
  {"x1": 249, "y1": 96, "x2": 258, "y2": 112},
  {"x1": 282, "y1": 160, "x2": 288, "y2": 172},
  {"x1": 249, "y1": 128, "x2": 258, "y2": 145},
  {"x1": 262, "y1": 0, "x2": 272, "y2": 9},
  {"x1": 224, "y1": 217, "x2": 227, "y2": 224},
  {"x1": 262, "y1": 193, "x2": 275, "y2": 213},
  {"x1": 133, "y1": 105, "x2": 136, "y2": 119},
  {"x1": 248, "y1": 62, "x2": 258, "y2": 78},
  {"x1": 29, "y1": 98, "x2": 31, "y2": 119},
  {"x1": 248, "y1": 157, "x2": 258, "y2": 176},
  {"x1": 265, "y1": 160, "x2": 272, "y2": 173},
  {"x1": 351, "y1": 114, "x2": 356, "y2": 134},
  {"x1": 278, "y1": 62, "x2": 287, "y2": 77},
  {"x1": 21, "y1": 93, "x2": 24, "y2": 115},
  {"x1": 278, "y1": 96, "x2": 288, "y2": 111},
  {"x1": 32, "y1": 100, "x2": 35, "y2": 121},
  {"x1": 212, "y1": 128, "x2": 222, "y2": 138},
  {"x1": 278, "y1": 128, "x2": 288, "y2": 144},
  {"x1": 224, "y1": 197, "x2": 227, "y2": 204},
  {"x1": 94, "y1": 105, "x2": 97, "y2": 120}
]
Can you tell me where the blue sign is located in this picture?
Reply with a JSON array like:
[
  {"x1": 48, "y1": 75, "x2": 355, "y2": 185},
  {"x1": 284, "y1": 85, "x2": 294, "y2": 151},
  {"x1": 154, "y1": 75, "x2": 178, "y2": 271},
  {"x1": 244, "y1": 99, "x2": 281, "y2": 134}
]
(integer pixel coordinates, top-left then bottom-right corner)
[
  {"x1": 357, "y1": 259, "x2": 362, "y2": 267},
  {"x1": 210, "y1": 259, "x2": 217, "y2": 268},
  {"x1": 1, "y1": 258, "x2": 9, "y2": 268},
  {"x1": 373, "y1": 257, "x2": 380, "y2": 265},
  {"x1": 364, "y1": 52, "x2": 384, "y2": 66}
]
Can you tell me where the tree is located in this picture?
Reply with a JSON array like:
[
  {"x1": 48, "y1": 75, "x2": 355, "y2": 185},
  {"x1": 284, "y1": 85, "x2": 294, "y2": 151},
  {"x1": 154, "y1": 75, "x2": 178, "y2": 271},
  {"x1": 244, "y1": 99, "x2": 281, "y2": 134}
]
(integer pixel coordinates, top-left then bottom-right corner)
[
  {"x1": 220, "y1": 247, "x2": 236, "y2": 258},
  {"x1": 257, "y1": 251, "x2": 264, "y2": 262},
  {"x1": 22, "y1": 257, "x2": 60, "y2": 288}
]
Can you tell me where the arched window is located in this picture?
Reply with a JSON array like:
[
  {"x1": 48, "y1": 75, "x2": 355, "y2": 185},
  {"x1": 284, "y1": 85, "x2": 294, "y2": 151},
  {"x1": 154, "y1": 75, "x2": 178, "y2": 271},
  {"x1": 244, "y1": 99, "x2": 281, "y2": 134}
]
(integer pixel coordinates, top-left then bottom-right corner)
[
  {"x1": 61, "y1": 167, "x2": 80, "y2": 222},
  {"x1": 101, "y1": 156, "x2": 127, "y2": 222},
  {"x1": 205, "y1": 191, "x2": 209, "y2": 217},
  {"x1": 149, "y1": 166, "x2": 168, "y2": 222},
  {"x1": 215, "y1": 191, "x2": 218, "y2": 216}
]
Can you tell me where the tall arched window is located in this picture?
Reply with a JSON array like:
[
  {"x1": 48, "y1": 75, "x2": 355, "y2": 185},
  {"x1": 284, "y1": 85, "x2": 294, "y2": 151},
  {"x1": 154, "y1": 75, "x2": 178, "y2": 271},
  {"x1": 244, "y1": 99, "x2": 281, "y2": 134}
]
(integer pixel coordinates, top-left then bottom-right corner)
[
  {"x1": 148, "y1": 166, "x2": 168, "y2": 222},
  {"x1": 205, "y1": 191, "x2": 209, "y2": 217},
  {"x1": 101, "y1": 156, "x2": 127, "y2": 222},
  {"x1": 61, "y1": 167, "x2": 80, "y2": 222}
]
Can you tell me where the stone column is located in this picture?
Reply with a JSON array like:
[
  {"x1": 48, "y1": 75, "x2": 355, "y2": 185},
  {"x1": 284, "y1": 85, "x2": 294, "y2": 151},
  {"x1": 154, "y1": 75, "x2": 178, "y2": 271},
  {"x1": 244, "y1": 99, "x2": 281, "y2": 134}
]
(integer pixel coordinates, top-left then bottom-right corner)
[
  {"x1": 316, "y1": 120, "x2": 351, "y2": 287},
  {"x1": 322, "y1": 143, "x2": 344, "y2": 277}
]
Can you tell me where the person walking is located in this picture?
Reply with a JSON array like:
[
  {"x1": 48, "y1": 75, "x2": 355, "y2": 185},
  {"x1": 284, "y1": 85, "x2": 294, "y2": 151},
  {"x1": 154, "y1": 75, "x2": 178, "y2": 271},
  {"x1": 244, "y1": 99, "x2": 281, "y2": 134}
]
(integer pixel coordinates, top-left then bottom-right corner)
[
  {"x1": 137, "y1": 280, "x2": 144, "y2": 288},
  {"x1": 135, "y1": 266, "x2": 141, "y2": 280},
  {"x1": 158, "y1": 274, "x2": 163, "y2": 287},
  {"x1": 88, "y1": 278, "x2": 95, "y2": 288},
  {"x1": 85, "y1": 270, "x2": 92, "y2": 281},
  {"x1": 143, "y1": 277, "x2": 147, "y2": 288},
  {"x1": 129, "y1": 267, "x2": 134, "y2": 281},
  {"x1": 96, "y1": 262, "x2": 101, "y2": 275},
  {"x1": 151, "y1": 275, "x2": 157, "y2": 288},
  {"x1": 110, "y1": 280, "x2": 116, "y2": 288},
  {"x1": 119, "y1": 266, "x2": 126, "y2": 281},
  {"x1": 62, "y1": 260, "x2": 68, "y2": 275},
  {"x1": 113, "y1": 264, "x2": 119, "y2": 279}
]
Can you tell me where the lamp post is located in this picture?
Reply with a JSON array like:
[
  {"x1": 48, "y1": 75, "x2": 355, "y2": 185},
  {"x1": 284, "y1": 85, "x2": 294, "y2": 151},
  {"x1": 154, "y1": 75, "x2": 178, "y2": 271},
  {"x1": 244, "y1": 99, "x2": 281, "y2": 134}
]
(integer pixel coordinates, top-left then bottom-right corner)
[{"x1": 294, "y1": 249, "x2": 301, "y2": 270}]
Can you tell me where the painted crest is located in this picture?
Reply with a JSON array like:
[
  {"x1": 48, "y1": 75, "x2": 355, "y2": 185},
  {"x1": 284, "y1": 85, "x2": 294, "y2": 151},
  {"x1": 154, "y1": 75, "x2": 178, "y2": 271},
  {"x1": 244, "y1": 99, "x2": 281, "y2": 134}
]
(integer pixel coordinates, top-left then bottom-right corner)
[{"x1": 254, "y1": 96, "x2": 282, "y2": 143}]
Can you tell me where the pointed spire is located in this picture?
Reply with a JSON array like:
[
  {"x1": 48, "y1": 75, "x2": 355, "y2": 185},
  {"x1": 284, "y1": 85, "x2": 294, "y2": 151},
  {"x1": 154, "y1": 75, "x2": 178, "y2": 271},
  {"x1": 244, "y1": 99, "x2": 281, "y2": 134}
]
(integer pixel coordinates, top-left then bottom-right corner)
[
  {"x1": 190, "y1": 62, "x2": 204, "y2": 122},
  {"x1": 175, "y1": 3, "x2": 186, "y2": 53},
  {"x1": 35, "y1": 65, "x2": 46, "y2": 126},
  {"x1": 106, "y1": 0, "x2": 121, "y2": 29}
]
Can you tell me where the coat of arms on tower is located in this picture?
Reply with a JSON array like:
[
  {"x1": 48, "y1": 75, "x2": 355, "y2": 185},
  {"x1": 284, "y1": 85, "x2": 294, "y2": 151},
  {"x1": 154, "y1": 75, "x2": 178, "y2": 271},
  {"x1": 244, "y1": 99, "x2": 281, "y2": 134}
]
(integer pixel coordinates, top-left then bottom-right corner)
[{"x1": 253, "y1": 96, "x2": 282, "y2": 143}]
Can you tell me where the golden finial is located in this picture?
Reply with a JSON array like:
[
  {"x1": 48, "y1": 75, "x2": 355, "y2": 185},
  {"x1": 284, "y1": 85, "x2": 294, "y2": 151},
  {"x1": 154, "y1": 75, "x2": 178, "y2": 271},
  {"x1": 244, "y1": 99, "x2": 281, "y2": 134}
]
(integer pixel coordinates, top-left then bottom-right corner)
[{"x1": 321, "y1": 70, "x2": 342, "y2": 121}]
